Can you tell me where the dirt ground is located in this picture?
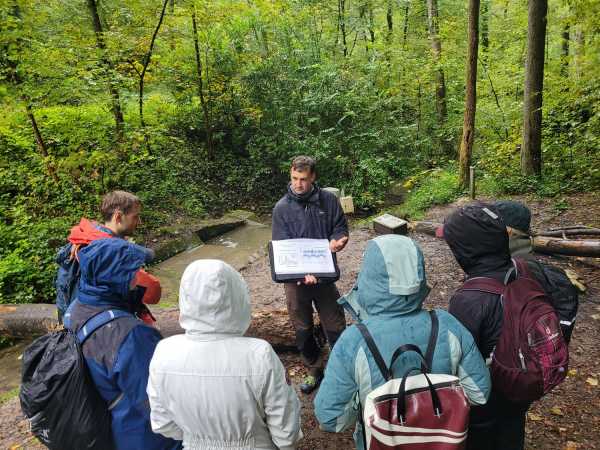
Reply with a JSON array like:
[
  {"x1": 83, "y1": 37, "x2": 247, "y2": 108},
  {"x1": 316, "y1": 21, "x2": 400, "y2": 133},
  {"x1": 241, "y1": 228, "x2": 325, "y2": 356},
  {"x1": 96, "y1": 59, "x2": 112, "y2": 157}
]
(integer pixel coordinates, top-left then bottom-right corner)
[{"x1": 1, "y1": 193, "x2": 599, "y2": 449}]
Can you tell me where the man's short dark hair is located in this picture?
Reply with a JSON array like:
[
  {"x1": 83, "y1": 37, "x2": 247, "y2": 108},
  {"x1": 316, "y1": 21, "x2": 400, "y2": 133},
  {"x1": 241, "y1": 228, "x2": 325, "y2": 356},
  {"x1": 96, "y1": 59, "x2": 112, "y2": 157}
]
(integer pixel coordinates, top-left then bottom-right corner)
[
  {"x1": 291, "y1": 155, "x2": 316, "y2": 174},
  {"x1": 100, "y1": 191, "x2": 141, "y2": 222}
]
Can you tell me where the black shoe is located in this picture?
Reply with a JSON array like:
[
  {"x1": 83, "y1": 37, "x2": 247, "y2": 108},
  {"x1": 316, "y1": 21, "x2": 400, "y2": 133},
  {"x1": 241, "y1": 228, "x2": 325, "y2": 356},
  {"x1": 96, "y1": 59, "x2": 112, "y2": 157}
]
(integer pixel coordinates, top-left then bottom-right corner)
[{"x1": 299, "y1": 372, "x2": 323, "y2": 394}]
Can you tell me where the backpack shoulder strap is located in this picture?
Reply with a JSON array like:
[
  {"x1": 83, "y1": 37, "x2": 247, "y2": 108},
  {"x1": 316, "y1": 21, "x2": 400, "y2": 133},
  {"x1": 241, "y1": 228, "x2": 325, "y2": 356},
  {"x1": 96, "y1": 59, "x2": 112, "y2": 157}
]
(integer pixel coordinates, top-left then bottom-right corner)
[
  {"x1": 460, "y1": 276, "x2": 505, "y2": 295},
  {"x1": 424, "y1": 310, "x2": 438, "y2": 371},
  {"x1": 356, "y1": 322, "x2": 391, "y2": 381},
  {"x1": 76, "y1": 309, "x2": 132, "y2": 345}
]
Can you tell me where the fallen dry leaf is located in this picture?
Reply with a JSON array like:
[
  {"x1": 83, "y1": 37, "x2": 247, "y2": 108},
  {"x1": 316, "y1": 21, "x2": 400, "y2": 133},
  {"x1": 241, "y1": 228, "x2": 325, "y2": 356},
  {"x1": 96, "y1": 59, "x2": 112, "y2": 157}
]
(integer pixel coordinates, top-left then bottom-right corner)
[
  {"x1": 528, "y1": 413, "x2": 543, "y2": 421},
  {"x1": 585, "y1": 377, "x2": 598, "y2": 386},
  {"x1": 565, "y1": 441, "x2": 578, "y2": 450},
  {"x1": 591, "y1": 314, "x2": 600, "y2": 321},
  {"x1": 551, "y1": 407, "x2": 564, "y2": 416},
  {"x1": 568, "y1": 369, "x2": 578, "y2": 377}
]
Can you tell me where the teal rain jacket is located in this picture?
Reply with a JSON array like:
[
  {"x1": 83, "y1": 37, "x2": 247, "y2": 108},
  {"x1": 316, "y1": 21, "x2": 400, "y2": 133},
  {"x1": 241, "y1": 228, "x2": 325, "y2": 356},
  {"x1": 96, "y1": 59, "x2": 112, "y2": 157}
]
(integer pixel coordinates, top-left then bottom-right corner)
[{"x1": 314, "y1": 235, "x2": 491, "y2": 449}]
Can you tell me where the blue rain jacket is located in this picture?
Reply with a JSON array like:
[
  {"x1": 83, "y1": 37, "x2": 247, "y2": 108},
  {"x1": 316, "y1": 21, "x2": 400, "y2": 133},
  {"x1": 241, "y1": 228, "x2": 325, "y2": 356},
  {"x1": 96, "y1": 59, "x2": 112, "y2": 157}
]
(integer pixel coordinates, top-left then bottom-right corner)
[
  {"x1": 314, "y1": 235, "x2": 491, "y2": 449},
  {"x1": 65, "y1": 238, "x2": 181, "y2": 450}
]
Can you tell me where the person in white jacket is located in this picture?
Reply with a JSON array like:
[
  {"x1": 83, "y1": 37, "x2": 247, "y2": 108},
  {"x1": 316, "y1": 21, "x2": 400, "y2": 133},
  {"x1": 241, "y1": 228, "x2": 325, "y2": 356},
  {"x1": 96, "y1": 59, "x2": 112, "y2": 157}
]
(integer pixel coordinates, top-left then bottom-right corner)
[{"x1": 147, "y1": 259, "x2": 303, "y2": 450}]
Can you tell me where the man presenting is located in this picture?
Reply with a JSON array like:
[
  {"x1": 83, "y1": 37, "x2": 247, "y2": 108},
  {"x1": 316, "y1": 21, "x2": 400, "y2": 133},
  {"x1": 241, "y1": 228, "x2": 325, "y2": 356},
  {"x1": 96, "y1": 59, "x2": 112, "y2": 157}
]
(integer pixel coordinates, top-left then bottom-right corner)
[{"x1": 272, "y1": 155, "x2": 349, "y2": 394}]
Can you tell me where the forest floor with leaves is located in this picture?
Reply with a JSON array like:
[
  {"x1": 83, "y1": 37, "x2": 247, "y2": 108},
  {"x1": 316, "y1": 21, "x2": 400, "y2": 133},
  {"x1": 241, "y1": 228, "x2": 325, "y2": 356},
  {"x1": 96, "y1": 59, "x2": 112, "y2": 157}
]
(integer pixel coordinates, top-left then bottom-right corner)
[{"x1": 1, "y1": 193, "x2": 599, "y2": 449}]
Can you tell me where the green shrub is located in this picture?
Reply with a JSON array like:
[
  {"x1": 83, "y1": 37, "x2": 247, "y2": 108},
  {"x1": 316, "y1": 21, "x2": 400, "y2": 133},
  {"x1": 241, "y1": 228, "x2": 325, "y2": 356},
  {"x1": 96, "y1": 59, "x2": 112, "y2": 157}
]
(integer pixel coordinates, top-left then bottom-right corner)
[{"x1": 391, "y1": 168, "x2": 461, "y2": 220}]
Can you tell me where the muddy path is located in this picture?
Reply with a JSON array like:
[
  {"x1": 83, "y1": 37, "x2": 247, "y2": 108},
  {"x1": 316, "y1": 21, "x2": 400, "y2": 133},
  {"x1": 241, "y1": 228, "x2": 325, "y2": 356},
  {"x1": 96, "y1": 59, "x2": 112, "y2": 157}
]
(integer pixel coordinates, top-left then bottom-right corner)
[{"x1": 1, "y1": 193, "x2": 599, "y2": 449}]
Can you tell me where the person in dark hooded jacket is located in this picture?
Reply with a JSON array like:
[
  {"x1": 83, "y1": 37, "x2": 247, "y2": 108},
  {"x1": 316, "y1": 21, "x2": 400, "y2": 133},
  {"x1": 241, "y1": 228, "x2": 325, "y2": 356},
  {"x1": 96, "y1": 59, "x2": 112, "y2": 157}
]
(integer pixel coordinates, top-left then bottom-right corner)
[
  {"x1": 64, "y1": 238, "x2": 181, "y2": 450},
  {"x1": 439, "y1": 202, "x2": 529, "y2": 450},
  {"x1": 272, "y1": 155, "x2": 349, "y2": 394}
]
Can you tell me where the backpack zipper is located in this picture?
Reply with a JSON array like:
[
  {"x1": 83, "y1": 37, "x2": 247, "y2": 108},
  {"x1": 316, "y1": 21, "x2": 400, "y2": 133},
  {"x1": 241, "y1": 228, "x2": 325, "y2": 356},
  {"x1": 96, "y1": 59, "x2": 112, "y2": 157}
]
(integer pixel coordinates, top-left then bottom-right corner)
[{"x1": 518, "y1": 348, "x2": 527, "y2": 372}]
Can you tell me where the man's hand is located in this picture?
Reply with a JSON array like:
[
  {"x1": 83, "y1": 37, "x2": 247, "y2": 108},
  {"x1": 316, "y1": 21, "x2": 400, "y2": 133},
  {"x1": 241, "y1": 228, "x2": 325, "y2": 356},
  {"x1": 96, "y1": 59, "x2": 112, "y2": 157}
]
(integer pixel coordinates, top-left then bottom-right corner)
[
  {"x1": 329, "y1": 235, "x2": 349, "y2": 253},
  {"x1": 298, "y1": 274, "x2": 318, "y2": 285}
]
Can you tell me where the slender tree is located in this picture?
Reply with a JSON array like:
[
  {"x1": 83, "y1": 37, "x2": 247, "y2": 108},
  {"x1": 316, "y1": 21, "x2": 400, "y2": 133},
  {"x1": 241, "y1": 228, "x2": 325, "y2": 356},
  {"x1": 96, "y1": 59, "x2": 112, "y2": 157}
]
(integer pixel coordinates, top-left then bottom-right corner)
[
  {"x1": 459, "y1": 0, "x2": 481, "y2": 188},
  {"x1": 191, "y1": 8, "x2": 213, "y2": 156},
  {"x1": 86, "y1": 0, "x2": 124, "y2": 140},
  {"x1": 338, "y1": 0, "x2": 348, "y2": 57},
  {"x1": 521, "y1": 0, "x2": 548, "y2": 176},
  {"x1": 426, "y1": 0, "x2": 450, "y2": 155},
  {"x1": 480, "y1": 0, "x2": 489, "y2": 57},
  {"x1": 426, "y1": 0, "x2": 447, "y2": 124},
  {"x1": 402, "y1": 0, "x2": 410, "y2": 48},
  {"x1": 387, "y1": 0, "x2": 393, "y2": 39},
  {"x1": 561, "y1": 24, "x2": 570, "y2": 76},
  {"x1": 137, "y1": 0, "x2": 170, "y2": 128}
]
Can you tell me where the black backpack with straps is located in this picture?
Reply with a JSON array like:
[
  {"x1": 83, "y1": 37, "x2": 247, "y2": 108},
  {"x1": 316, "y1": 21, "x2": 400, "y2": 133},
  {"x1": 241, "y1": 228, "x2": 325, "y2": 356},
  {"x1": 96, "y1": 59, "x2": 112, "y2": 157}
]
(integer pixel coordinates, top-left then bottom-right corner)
[{"x1": 20, "y1": 309, "x2": 130, "y2": 450}]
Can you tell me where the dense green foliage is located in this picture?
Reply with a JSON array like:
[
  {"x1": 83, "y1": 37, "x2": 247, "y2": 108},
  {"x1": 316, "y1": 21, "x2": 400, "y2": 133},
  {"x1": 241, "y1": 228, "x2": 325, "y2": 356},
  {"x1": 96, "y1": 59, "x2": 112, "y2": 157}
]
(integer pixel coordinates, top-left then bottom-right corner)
[{"x1": 0, "y1": 0, "x2": 598, "y2": 303}]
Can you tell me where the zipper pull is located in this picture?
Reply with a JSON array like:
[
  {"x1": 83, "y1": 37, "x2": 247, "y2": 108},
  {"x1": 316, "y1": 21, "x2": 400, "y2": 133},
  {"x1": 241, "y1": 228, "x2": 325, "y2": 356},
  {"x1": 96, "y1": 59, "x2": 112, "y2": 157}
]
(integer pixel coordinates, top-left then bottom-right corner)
[{"x1": 518, "y1": 348, "x2": 527, "y2": 372}]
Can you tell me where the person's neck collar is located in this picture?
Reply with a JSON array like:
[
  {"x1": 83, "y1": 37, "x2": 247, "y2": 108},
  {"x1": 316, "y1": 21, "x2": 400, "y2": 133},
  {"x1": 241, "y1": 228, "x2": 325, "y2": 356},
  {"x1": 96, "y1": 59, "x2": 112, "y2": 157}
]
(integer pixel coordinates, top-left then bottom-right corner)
[
  {"x1": 287, "y1": 183, "x2": 317, "y2": 201},
  {"x1": 100, "y1": 223, "x2": 121, "y2": 237}
]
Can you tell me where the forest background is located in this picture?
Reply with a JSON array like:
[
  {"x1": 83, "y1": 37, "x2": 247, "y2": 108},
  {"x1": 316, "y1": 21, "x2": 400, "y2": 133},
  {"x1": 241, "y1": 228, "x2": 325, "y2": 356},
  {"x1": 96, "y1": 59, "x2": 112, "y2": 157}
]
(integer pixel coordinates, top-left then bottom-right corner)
[{"x1": 0, "y1": 0, "x2": 598, "y2": 304}]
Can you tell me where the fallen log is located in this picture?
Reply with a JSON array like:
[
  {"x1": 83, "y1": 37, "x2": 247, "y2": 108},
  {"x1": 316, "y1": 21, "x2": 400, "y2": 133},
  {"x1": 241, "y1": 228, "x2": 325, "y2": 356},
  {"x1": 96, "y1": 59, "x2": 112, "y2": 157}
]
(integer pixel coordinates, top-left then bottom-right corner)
[
  {"x1": 410, "y1": 221, "x2": 439, "y2": 236},
  {"x1": 532, "y1": 236, "x2": 600, "y2": 257},
  {"x1": 410, "y1": 221, "x2": 600, "y2": 258},
  {"x1": 537, "y1": 228, "x2": 600, "y2": 238}
]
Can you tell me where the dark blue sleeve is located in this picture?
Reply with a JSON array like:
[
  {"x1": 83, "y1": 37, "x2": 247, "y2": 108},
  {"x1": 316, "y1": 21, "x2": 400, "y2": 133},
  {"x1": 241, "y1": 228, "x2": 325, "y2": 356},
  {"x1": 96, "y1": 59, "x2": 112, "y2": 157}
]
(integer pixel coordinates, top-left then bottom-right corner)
[
  {"x1": 272, "y1": 204, "x2": 292, "y2": 240},
  {"x1": 329, "y1": 197, "x2": 348, "y2": 241}
]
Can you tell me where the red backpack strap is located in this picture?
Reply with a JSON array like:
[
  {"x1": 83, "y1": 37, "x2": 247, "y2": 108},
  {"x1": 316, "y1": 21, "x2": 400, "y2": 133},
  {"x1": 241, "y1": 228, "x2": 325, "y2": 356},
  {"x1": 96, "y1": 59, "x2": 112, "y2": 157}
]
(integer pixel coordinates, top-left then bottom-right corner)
[{"x1": 460, "y1": 276, "x2": 505, "y2": 296}]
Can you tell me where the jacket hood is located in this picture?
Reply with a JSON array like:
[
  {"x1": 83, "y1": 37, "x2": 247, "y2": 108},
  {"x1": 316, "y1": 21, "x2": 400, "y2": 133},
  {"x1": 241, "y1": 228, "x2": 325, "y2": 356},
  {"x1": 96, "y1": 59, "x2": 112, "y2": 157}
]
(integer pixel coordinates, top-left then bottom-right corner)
[
  {"x1": 78, "y1": 238, "x2": 148, "y2": 307},
  {"x1": 351, "y1": 235, "x2": 430, "y2": 318},
  {"x1": 179, "y1": 260, "x2": 251, "y2": 337},
  {"x1": 442, "y1": 202, "x2": 511, "y2": 276},
  {"x1": 68, "y1": 218, "x2": 114, "y2": 246}
]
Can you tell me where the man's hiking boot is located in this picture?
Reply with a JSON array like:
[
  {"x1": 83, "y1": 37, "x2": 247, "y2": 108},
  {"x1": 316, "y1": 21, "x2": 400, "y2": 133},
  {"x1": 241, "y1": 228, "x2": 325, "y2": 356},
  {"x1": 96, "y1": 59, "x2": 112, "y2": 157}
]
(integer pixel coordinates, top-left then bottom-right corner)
[{"x1": 299, "y1": 372, "x2": 323, "y2": 395}]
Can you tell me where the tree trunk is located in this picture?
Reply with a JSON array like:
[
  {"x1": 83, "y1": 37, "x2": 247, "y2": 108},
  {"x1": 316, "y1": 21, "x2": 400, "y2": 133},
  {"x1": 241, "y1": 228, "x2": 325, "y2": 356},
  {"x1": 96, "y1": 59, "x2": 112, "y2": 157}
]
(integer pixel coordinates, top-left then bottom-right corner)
[
  {"x1": 459, "y1": 0, "x2": 480, "y2": 189},
  {"x1": 402, "y1": 1, "x2": 409, "y2": 48},
  {"x1": 191, "y1": 10, "x2": 213, "y2": 156},
  {"x1": 338, "y1": 0, "x2": 348, "y2": 57},
  {"x1": 574, "y1": 28, "x2": 584, "y2": 79},
  {"x1": 387, "y1": 1, "x2": 393, "y2": 38},
  {"x1": 368, "y1": 2, "x2": 375, "y2": 44},
  {"x1": 25, "y1": 102, "x2": 58, "y2": 182},
  {"x1": 138, "y1": 0, "x2": 170, "y2": 128},
  {"x1": 561, "y1": 24, "x2": 569, "y2": 76},
  {"x1": 521, "y1": 0, "x2": 548, "y2": 176},
  {"x1": 480, "y1": 0, "x2": 489, "y2": 57},
  {"x1": 426, "y1": 0, "x2": 448, "y2": 124},
  {"x1": 86, "y1": 0, "x2": 124, "y2": 140}
]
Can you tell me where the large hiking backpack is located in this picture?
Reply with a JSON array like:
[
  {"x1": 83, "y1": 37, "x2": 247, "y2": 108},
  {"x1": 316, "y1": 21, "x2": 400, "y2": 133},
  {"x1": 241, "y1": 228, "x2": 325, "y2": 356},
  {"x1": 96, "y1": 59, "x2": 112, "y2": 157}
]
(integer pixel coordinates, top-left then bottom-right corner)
[
  {"x1": 460, "y1": 258, "x2": 569, "y2": 404},
  {"x1": 20, "y1": 309, "x2": 130, "y2": 450},
  {"x1": 526, "y1": 260, "x2": 579, "y2": 343},
  {"x1": 357, "y1": 311, "x2": 471, "y2": 450}
]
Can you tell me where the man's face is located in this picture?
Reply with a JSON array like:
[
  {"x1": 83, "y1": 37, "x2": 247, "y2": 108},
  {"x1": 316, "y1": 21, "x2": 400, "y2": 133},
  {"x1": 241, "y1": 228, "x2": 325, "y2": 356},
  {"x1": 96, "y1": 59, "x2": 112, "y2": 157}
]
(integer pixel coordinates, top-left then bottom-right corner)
[
  {"x1": 290, "y1": 168, "x2": 315, "y2": 195},
  {"x1": 115, "y1": 204, "x2": 141, "y2": 237}
]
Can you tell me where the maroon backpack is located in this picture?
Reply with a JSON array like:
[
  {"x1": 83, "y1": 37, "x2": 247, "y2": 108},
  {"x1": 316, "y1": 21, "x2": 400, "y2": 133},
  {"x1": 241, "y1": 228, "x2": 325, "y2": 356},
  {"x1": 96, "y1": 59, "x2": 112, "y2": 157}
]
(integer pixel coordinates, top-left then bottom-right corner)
[{"x1": 460, "y1": 258, "x2": 568, "y2": 404}]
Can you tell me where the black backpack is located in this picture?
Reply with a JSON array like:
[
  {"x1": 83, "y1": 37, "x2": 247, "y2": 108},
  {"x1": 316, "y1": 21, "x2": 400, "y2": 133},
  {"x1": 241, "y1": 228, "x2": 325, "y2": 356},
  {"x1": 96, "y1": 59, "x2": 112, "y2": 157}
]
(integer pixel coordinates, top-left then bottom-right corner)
[
  {"x1": 20, "y1": 309, "x2": 130, "y2": 450},
  {"x1": 526, "y1": 260, "x2": 579, "y2": 343}
]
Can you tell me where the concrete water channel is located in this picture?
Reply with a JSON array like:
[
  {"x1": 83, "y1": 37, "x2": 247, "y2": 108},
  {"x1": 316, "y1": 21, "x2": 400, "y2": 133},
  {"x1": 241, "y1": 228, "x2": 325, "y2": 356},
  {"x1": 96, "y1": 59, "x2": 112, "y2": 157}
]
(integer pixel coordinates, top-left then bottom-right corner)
[
  {"x1": 0, "y1": 219, "x2": 273, "y2": 397},
  {"x1": 149, "y1": 219, "x2": 272, "y2": 308}
]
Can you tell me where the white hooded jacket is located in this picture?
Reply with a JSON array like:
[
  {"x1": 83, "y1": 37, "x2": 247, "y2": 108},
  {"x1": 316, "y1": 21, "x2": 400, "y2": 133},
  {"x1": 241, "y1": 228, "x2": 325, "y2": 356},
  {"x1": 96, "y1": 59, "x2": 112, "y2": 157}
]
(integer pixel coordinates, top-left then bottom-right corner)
[{"x1": 148, "y1": 260, "x2": 303, "y2": 450}]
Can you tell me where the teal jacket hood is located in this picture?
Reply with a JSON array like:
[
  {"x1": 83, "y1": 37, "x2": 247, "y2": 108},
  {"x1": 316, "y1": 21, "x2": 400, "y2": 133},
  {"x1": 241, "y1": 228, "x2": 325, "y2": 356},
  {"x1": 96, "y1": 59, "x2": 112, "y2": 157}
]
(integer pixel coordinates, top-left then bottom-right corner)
[{"x1": 340, "y1": 235, "x2": 430, "y2": 319}]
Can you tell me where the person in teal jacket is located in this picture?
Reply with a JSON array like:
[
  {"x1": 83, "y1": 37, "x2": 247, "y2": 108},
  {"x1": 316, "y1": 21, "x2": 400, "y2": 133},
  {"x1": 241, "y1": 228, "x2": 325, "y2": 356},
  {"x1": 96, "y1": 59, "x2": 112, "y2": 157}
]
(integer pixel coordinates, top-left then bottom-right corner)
[{"x1": 314, "y1": 235, "x2": 491, "y2": 449}]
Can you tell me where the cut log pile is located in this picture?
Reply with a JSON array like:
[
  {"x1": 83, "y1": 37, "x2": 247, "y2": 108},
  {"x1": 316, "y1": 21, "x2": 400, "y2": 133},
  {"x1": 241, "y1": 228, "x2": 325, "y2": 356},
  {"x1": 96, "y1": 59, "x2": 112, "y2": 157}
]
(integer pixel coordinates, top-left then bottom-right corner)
[{"x1": 410, "y1": 221, "x2": 600, "y2": 258}]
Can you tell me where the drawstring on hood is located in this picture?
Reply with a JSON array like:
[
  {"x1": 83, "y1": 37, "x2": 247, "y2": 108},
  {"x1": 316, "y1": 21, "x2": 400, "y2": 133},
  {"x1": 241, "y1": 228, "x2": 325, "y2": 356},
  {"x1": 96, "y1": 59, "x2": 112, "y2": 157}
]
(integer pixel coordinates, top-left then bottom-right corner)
[
  {"x1": 339, "y1": 235, "x2": 430, "y2": 319},
  {"x1": 179, "y1": 260, "x2": 251, "y2": 338}
]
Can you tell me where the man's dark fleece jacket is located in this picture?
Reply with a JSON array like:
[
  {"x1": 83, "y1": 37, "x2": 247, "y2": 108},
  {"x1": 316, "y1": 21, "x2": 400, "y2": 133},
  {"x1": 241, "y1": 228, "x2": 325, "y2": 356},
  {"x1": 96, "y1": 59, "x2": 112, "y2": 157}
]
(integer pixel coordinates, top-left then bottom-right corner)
[{"x1": 272, "y1": 184, "x2": 348, "y2": 242}]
